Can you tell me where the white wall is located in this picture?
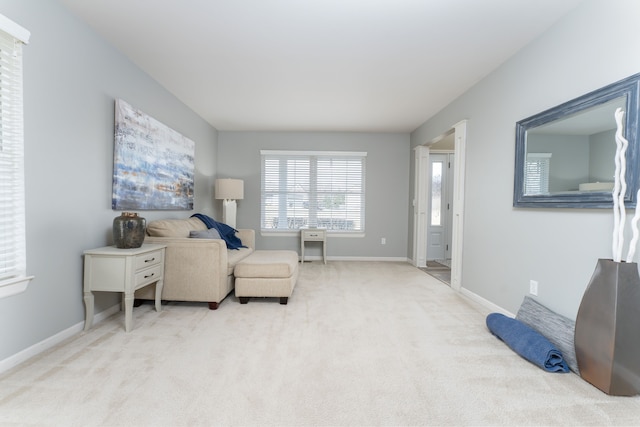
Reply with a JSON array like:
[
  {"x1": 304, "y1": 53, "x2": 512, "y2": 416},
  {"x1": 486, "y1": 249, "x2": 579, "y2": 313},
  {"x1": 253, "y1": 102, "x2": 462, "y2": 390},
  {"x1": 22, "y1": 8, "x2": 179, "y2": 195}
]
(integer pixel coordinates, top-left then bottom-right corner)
[
  {"x1": 410, "y1": 0, "x2": 640, "y2": 319},
  {"x1": 0, "y1": 0, "x2": 218, "y2": 361},
  {"x1": 218, "y1": 132, "x2": 410, "y2": 259}
]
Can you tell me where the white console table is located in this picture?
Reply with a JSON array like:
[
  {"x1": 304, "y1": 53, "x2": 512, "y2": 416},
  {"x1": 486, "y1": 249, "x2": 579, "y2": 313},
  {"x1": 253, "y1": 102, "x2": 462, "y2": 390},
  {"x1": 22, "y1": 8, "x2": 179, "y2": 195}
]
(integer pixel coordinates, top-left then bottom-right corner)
[
  {"x1": 83, "y1": 244, "x2": 166, "y2": 332},
  {"x1": 300, "y1": 227, "x2": 327, "y2": 264}
]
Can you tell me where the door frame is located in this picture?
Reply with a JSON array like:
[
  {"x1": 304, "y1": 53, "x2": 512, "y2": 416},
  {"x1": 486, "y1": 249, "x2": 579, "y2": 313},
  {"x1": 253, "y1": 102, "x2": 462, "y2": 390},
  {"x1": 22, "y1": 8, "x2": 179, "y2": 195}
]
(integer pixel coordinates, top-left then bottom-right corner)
[{"x1": 413, "y1": 120, "x2": 467, "y2": 291}]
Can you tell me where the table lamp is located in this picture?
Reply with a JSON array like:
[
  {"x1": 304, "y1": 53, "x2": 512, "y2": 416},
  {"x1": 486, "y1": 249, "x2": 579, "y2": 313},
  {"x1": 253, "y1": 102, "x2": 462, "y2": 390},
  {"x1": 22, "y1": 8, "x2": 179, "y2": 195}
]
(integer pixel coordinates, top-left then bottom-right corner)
[{"x1": 215, "y1": 178, "x2": 244, "y2": 228}]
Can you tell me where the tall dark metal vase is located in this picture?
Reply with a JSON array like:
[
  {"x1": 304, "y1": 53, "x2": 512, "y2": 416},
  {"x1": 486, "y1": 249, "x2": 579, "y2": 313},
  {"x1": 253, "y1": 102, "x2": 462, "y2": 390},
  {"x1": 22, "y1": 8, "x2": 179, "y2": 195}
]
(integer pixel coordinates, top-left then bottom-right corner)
[
  {"x1": 574, "y1": 258, "x2": 640, "y2": 396},
  {"x1": 113, "y1": 212, "x2": 146, "y2": 249}
]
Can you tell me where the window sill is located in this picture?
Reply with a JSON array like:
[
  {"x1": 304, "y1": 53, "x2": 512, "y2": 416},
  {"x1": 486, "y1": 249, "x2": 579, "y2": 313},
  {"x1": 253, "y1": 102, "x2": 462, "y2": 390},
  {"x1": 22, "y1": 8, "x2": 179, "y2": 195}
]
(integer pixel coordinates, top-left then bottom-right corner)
[
  {"x1": 0, "y1": 275, "x2": 34, "y2": 299},
  {"x1": 261, "y1": 231, "x2": 365, "y2": 238}
]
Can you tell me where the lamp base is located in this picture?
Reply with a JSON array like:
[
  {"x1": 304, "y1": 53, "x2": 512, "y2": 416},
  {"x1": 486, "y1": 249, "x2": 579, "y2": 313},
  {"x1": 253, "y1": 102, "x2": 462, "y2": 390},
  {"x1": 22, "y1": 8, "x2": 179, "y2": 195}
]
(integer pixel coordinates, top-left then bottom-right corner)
[{"x1": 222, "y1": 199, "x2": 237, "y2": 228}]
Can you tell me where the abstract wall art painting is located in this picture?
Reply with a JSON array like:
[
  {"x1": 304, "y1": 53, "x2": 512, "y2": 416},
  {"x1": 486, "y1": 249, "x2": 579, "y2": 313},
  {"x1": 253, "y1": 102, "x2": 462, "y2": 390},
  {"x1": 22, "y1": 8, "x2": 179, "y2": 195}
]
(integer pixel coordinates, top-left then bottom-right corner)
[{"x1": 112, "y1": 99, "x2": 195, "y2": 210}]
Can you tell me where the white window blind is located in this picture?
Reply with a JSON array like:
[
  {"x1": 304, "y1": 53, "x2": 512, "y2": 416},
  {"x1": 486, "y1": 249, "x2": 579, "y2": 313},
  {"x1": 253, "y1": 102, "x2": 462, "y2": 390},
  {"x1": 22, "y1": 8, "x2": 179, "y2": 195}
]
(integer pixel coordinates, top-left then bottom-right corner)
[
  {"x1": 525, "y1": 153, "x2": 552, "y2": 195},
  {"x1": 261, "y1": 150, "x2": 366, "y2": 233},
  {"x1": 0, "y1": 15, "x2": 32, "y2": 297}
]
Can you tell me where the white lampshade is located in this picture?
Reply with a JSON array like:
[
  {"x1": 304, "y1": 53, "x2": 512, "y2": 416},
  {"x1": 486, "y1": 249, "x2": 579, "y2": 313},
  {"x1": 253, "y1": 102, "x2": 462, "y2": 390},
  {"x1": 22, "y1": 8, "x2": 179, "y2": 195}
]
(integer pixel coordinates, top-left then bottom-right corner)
[{"x1": 215, "y1": 178, "x2": 244, "y2": 200}]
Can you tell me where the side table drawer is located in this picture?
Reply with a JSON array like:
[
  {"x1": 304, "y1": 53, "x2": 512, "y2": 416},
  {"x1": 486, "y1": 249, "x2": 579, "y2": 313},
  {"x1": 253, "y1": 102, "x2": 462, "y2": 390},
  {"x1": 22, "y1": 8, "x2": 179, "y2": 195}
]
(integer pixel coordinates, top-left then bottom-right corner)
[
  {"x1": 302, "y1": 230, "x2": 325, "y2": 240},
  {"x1": 135, "y1": 264, "x2": 163, "y2": 288},
  {"x1": 135, "y1": 250, "x2": 163, "y2": 270}
]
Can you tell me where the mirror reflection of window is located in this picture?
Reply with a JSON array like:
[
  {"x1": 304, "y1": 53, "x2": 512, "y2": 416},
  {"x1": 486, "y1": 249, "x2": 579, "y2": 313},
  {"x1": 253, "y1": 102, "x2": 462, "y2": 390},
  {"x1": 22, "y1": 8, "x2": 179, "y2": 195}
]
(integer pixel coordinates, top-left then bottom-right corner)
[
  {"x1": 525, "y1": 153, "x2": 552, "y2": 195},
  {"x1": 431, "y1": 161, "x2": 443, "y2": 225}
]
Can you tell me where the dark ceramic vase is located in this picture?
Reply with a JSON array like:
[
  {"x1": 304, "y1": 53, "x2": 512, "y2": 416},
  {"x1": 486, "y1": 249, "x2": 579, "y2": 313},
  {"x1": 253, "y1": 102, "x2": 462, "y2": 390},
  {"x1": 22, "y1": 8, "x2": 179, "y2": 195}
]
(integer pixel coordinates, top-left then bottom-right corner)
[
  {"x1": 113, "y1": 212, "x2": 146, "y2": 249},
  {"x1": 574, "y1": 259, "x2": 640, "y2": 396}
]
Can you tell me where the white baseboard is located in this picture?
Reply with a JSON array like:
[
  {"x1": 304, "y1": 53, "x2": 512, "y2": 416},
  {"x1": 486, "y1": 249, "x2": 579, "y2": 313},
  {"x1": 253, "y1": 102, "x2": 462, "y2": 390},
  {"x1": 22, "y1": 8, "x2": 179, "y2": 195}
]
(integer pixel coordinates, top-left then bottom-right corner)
[
  {"x1": 459, "y1": 287, "x2": 514, "y2": 317},
  {"x1": 0, "y1": 303, "x2": 120, "y2": 374}
]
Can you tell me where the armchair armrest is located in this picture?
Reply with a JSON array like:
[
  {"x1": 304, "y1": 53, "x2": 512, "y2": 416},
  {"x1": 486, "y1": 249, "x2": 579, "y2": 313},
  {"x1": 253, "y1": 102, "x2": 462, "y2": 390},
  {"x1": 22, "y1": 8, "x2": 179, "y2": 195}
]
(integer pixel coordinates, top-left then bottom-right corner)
[
  {"x1": 237, "y1": 229, "x2": 255, "y2": 249},
  {"x1": 142, "y1": 236, "x2": 229, "y2": 302}
]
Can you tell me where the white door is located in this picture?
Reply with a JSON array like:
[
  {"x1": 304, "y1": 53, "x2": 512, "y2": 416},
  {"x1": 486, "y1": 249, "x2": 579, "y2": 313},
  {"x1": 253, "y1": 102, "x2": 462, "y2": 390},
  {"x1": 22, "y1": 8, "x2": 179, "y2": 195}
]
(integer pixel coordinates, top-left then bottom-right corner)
[{"x1": 427, "y1": 153, "x2": 453, "y2": 261}]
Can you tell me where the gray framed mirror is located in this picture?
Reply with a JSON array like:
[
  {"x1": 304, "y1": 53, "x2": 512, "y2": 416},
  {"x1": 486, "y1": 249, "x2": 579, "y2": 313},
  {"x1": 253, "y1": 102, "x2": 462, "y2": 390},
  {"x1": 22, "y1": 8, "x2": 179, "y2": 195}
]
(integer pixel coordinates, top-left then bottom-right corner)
[{"x1": 514, "y1": 73, "x2": 640, "y2": 208}]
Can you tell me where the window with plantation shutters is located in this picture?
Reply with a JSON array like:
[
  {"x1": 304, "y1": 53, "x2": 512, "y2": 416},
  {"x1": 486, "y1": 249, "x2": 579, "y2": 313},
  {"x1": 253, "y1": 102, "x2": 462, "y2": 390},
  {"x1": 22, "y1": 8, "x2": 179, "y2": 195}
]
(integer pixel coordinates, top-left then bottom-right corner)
[
  {"x1": 0, "y1": 14, "x2": 32, "y2": 298},
  {"x1": 261, "y1": 150, "x2": 366, "y2": 233},
  {"x1": 524, "y1": 153, "x2": 552, "y2": 195}
]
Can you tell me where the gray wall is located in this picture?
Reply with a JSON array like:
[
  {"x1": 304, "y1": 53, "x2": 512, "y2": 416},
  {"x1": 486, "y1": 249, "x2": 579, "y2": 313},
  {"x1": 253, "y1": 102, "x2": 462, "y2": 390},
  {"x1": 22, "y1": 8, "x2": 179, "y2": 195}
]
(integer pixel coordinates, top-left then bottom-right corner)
[
  {"x1": 218, "y1": 132, "x2": 410, "y2": 259},
  {"x1": 589, "y1": 129, "x2": 616, "y2": 182},
  {"x1": 0, "y1": 0, "x2": 218, "y2": 361},
  {"x1": 410, "y1": 0, "x2": 640, "y2": 319}
]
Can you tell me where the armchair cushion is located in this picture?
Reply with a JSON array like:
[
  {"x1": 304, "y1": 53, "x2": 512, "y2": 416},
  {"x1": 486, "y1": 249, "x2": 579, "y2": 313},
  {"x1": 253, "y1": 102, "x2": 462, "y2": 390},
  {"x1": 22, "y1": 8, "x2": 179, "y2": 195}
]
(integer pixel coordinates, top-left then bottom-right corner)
[
  {"x1": 190, "y1": 229, "x2": 222, "y2": 239},
  {"x1": 147, "y1": 217, "x2": 206, "y2": 237}
]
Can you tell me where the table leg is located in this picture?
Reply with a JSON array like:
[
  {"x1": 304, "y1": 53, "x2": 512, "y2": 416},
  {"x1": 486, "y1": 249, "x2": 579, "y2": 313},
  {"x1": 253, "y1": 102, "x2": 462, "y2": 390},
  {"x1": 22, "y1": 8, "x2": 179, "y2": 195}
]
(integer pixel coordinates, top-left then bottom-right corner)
[
  {"x1": 323, "y1": 241, "x2": 327, "y2": 264},
  {"x1": 83, "y1": 291, "x2": 94, "y2": 331},
  {"x1": 155, "y1": 279, "x2": 163, "y2": 312},
  {"x1": 124, "y1": 292, "x2": 134, "y2": 332}
]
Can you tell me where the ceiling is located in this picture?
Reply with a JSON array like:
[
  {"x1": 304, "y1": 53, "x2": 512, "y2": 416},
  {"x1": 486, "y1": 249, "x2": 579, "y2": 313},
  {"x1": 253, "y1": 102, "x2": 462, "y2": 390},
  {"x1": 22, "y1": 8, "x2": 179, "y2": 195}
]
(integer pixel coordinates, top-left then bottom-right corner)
[{"x1": 59, "y1": 0, "x2": 585, "y2": 133}]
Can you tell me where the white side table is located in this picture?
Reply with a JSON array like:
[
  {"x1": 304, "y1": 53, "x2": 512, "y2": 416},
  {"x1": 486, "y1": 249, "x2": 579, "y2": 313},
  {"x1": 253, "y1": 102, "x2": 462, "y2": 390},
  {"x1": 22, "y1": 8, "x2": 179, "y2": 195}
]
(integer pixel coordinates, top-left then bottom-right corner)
[
  {"x1": 83, "y1": 243, "x2": 166, "y2": 332},
  {"x1": 300, "y1": 227, "x2": 327, "y2": 264}
]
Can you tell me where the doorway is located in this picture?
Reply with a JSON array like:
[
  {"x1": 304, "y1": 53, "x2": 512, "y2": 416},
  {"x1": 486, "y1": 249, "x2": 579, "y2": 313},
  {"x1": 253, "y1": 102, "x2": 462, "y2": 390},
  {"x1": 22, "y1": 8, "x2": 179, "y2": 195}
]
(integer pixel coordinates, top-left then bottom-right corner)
[
  {"x1": 413, "y1": 120, "x2": 467, "y2": 292},
  {"x1": 426, "y1": 152, "x2": 454, "y2": 264}
]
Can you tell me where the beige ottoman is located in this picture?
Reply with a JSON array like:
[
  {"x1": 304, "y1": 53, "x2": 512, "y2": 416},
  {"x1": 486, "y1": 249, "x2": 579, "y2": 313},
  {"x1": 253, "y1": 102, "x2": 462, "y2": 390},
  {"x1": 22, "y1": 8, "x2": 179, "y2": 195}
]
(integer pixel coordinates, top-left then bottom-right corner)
[{"x1": 234, "y1": 250, "x2": 299, "y2": 305}]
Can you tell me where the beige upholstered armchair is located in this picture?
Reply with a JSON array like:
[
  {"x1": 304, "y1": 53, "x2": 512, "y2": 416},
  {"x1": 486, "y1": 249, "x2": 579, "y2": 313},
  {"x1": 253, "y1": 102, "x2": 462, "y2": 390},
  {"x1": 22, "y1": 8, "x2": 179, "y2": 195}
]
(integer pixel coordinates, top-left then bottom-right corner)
[{"x1": 134, "y1": 217, "x2": 255, "y2": 309}]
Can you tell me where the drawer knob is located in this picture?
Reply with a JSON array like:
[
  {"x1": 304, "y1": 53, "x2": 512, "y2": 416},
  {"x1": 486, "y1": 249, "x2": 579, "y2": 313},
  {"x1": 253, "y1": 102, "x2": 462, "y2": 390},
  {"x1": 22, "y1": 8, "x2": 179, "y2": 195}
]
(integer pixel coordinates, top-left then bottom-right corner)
[
  {"x1": 144, "y1": 273, "x2": 155, "y2": 279},
  {"x1": 145, "y1": 257, "x2": 156, "y2": 263}
]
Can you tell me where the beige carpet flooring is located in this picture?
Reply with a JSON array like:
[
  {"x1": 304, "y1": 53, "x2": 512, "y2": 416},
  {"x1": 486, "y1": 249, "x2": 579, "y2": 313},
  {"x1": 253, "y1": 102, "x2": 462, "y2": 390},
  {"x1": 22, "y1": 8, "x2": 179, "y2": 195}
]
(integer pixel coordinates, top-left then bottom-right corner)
[{"x1": 2, "y1": 261, "x2": 640, "y2": 426}]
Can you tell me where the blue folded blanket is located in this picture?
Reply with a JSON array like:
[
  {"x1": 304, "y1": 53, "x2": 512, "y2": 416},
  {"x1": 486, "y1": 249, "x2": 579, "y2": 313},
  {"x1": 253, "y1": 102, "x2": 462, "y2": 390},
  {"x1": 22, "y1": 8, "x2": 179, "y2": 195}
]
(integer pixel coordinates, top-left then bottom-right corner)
[
  {"x1": 486, "y1": 313, "x2": 569, "y2": 373},
  {"x1": 191, "y1": 213, "x2": 246, "y2": 250}
]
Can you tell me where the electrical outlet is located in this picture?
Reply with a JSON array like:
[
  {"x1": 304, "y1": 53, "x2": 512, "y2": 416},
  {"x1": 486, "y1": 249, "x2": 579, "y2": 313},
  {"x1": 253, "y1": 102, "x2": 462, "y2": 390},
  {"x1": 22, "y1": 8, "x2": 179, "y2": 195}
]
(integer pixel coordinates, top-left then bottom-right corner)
[
  {"x1": 381, "y1": 237, "x2": 386, "y2": 245},
  {"x1": 529, "y1": 280, "x2": 539, "y2": 296}
]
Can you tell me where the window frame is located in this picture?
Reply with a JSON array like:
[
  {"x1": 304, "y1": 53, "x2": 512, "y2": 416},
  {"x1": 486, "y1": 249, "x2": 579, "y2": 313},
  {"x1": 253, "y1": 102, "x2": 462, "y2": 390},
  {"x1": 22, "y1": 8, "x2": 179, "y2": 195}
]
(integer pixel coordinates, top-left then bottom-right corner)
[
  {"x1": 0, "y1": 14, "x2": 32, "y2": 299},
  {"x1": 260, "y1": 150, "x2": 366, "y2": 237}
]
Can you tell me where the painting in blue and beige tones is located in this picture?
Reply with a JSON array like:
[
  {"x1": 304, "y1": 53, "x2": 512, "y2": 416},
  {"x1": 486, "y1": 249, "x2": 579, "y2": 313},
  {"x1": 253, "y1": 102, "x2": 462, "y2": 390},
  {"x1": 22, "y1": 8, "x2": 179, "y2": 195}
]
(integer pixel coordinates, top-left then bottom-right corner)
[{"x1": 112, "y1": 99, "x2": 195, "y2": 210}]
